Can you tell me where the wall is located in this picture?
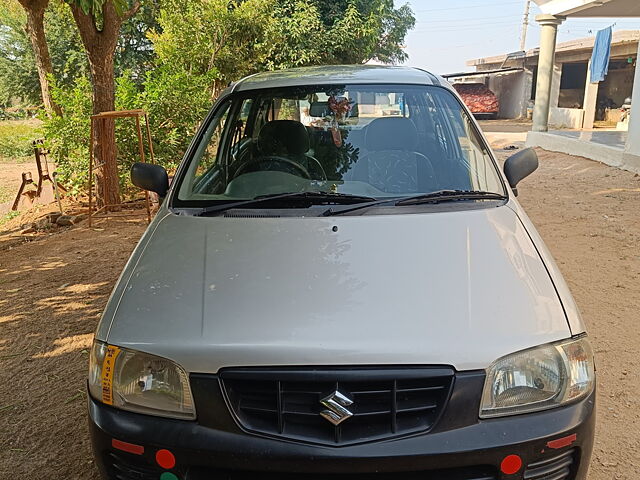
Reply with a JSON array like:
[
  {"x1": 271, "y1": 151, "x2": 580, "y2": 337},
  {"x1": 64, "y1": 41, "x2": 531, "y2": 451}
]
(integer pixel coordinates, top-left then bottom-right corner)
[
  {"x1": 487, "y1": 71, "x2": 532, "y2": 119},
  {"x1": 624, "y1": 40, "x2": 640, "y2": 170},
  {"x1": 599, "y1": 64, "x2": 636, "y2": 107},
  {"x1": 549, "y1": 107, "x2": 585, "y2": 128}
]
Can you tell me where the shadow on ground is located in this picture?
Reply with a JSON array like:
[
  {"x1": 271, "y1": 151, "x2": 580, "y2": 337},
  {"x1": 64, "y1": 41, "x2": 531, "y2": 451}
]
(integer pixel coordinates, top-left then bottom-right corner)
[{"x1": 0, "y1": 217, "x2": 146, "y2": 479}]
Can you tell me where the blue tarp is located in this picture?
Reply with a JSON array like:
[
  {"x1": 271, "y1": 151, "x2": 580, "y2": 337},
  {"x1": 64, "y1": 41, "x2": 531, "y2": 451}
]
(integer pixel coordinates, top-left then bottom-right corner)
[{"x1": 590, "y1": 27, "x2": 612, "y2": 83}]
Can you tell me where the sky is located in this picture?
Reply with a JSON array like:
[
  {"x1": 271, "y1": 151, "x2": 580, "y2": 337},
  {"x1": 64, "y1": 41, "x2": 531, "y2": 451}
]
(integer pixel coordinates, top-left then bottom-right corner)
[{"x1": 399, "y1": 0, "x2": 639, "y2": 75}]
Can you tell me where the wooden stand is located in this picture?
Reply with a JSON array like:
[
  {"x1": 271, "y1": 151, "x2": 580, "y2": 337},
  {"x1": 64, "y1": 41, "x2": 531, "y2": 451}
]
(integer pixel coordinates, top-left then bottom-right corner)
[
  {"x1": 12, "y1": 140, "x2": 66, "y2": 211},
  {"x1": 88, "y1": 109, "x2": 154, "y2": 227}
]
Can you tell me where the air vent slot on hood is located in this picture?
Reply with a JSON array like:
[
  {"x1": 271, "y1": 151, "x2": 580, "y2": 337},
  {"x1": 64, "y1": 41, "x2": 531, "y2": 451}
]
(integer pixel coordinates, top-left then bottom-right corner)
[{"x1": 223, "y1": 210, "x2": 281, "y2": 218}]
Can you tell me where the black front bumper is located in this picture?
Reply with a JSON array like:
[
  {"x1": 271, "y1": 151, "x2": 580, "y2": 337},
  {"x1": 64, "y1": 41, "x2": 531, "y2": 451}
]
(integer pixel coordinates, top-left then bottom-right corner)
[{"x1": 89, "y1": 377, "x2": 595, "y2": 480}]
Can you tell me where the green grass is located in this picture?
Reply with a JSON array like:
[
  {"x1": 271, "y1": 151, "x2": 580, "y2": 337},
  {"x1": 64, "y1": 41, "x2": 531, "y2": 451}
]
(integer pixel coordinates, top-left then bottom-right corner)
[
  {"x1": 0, "y1": 210, "x2": 20, "y2": 225},
  {"x1": 0, "y1": 120, "x2": 42, "y2": 162},
  {"x1": 0, "y1": 185, "x2": 13, "y2": 204}
]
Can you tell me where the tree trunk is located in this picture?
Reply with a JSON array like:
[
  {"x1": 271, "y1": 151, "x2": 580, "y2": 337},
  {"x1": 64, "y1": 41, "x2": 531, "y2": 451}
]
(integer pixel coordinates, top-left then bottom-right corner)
[
  {"x1": 89, "y1": 53, "x2": 120, "y2": 208},
  {"x1": 70, "y1": 1, "x2": 140, "y2": 208},
  {"x1": 19, "y1": 0, "x2": 61, "y2": 116}
]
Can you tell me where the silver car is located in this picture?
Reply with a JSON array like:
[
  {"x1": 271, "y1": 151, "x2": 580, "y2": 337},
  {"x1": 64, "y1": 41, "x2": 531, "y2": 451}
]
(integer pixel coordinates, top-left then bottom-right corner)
[{"x1": 88, "y1": 65, "x2": 595, "y2": 480}]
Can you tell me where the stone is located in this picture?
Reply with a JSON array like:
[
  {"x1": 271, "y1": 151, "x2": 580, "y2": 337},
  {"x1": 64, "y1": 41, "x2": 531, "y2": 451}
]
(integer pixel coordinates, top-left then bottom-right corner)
[
  {"x1": 33, "y1": 218, "x2": 51, "y2": 230},
  {"x1": 47, "y1": 212, "x2": 63, "y2": 223},
  {"x1": 71, "y1": 213, "x2": 89, "y2": 224},
  {"x1": 56, "y1": 215, "x2": 74, "y2": 227}
]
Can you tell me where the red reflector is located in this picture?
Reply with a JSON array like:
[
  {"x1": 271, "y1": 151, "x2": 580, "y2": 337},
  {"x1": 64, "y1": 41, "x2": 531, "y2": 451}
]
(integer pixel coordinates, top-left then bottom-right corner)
[
  {"x1": 156, "y1": 449, "x2": 176, "y2": 469},
  {"x1": 111, "y1": 438, "x2": 144, "y2": 455},
  {"x1": 547, "y1": 433, "x2": 577, "y2": 449},
  {"x1": 500, "y1": 454, "x2": 522, "y2": 475}
]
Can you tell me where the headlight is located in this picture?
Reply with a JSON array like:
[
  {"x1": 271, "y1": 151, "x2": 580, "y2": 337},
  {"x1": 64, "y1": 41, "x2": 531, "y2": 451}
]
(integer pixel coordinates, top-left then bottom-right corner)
[
  {"x1": 89, "y1": 340, "x2": 195, "y2": 420},
  {"x1": 480, "y1": 337, "x2": 595, "y2": 418}
]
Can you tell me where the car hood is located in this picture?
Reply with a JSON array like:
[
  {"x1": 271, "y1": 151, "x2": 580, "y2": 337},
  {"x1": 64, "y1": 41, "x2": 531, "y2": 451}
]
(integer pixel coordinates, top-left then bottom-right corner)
[{"x1": 103, "y1": 206, "x2": 571, "y2": 372}]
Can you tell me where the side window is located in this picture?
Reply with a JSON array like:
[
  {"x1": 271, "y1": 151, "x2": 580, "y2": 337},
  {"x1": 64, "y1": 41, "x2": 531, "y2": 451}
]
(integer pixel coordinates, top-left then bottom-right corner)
[
  {"x1": 178, "y1": 100, "x2": 232, "y2": 199},
  {"x1": 230, "y1": 98, "x2": 253, "y2": 148},
  {"x1": 433, "y1": 90, "x2": 502, "y2": 192},
  {"x1": 194, "y1": 103, "x2": 231, "y2": 181}
]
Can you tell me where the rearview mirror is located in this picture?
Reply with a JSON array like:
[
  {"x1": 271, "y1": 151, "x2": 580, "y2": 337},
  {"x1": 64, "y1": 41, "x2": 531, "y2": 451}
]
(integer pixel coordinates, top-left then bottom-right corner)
[
  {"x1": 131, "y1": 162, "x2": 169, "y2": 197},
  {"x1": 503, "y1": 148, "x2": 538, "y2": 196}
]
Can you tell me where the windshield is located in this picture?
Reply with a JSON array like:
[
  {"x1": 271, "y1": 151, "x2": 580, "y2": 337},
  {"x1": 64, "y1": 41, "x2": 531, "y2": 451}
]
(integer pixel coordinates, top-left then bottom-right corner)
[{"x1": 174, "y1": 84, "x2": 505, "y2": 207}]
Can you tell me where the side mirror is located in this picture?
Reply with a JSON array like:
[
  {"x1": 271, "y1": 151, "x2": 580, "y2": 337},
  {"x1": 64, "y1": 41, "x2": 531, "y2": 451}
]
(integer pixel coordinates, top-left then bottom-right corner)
[
  {"x1": 131, "y1": 162, "x2": 169, "y2": 197},
  {"x1": 503, "y1": 148, "x2": 538, "y2": 196}
]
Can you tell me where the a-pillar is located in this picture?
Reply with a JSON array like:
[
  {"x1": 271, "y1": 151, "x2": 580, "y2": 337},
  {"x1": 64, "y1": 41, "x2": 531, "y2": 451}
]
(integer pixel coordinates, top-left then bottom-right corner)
[
  {"x1": 532, "y1": 14, "x2": 565, "y2": 132},
  {"x1": 623, "y1": 43, "x2": 640, "y2": 171}
]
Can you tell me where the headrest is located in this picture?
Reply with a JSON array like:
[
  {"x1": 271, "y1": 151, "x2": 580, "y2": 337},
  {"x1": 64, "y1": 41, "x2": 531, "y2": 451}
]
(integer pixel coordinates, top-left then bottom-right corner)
[
  {"x1": 258, "y1": 120, "x2": 310, "y2": 156},
  {"x1": 364, "y1": 117, "x2": 418, "y2": 152}
]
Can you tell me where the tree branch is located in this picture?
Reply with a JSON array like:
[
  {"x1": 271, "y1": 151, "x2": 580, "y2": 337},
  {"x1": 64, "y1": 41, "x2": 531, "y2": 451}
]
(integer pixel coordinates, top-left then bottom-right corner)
[
  {"x1": 16, "y1": 0, "x2": 48, "y2": 15},
  {"x1": 122, "y1": 1, "x2": 141, "y2": 22},
  {"x1": 70, "y1": 3, "x2": 98, "y2": 44}
]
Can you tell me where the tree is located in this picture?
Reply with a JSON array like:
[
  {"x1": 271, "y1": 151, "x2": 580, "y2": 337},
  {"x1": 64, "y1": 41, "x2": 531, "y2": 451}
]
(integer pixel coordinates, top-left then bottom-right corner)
[
  {"x1": 264, "y1": 0, "x2": 415, "y2": 69},
  {"x1": 0, "y1": 0, "x2": 38, "y2": 107},
  {"x1": 149, "y1": 0, "x2": 271, "y2": 97},
  {"x1": 68, "y1": 0, "x2": 140, "y2": 207},
  {"x1": 13, "y1": 0, "x2": 61, "y2": 114},
  {"x1": 0, "y1": 2, "x2": 108, "y2": 110}
]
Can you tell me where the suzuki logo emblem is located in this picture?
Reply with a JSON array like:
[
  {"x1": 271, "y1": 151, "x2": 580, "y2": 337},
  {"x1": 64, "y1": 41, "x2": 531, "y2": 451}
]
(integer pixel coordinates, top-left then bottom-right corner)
[{"x1": 320, "y1": 390, "x2": 354, "y2": 425}]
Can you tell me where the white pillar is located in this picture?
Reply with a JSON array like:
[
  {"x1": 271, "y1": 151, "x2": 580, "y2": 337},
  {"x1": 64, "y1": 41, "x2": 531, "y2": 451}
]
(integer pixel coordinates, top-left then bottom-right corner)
[
  {"x1": 550, "y1": 62, "x2": 562, "y2": 109},
  {"x1": 624, "y1": 43, "x2": 640, "y2": 168},
  {"x1": 532, "y1": 14, "x2": 565, "y2": 132},
  {"x1": 583, "y1": 60, "x2": 599, "y2": 130}
]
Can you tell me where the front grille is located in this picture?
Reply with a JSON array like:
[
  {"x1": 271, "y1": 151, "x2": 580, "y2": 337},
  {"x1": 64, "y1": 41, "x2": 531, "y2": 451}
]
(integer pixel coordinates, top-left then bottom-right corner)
[
  {"x1": 524, "y1": 449, "x2": 576, "y2": 480},
  {"x1": 104, "y1": 452, "x2": 161, "y2": 480},
  {"x1": 187, "y1": 466, "x2": 497, "y2": 480},
  {"x1": 220, "y1": 367, "x2": 454, "y2": 446}
]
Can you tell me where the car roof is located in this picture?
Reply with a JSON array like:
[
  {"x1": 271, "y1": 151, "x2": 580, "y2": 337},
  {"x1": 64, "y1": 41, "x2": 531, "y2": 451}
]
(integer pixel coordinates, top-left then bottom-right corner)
[{"x1": 231, "y1": 65, "x2": 450, "y2": 92}]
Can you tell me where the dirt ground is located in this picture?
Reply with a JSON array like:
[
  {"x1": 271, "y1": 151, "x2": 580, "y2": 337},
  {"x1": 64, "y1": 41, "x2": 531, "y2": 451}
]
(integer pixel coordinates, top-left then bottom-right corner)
[
  {"x1": 0, "y1": 161, "x2": 37, "y2": 209},
  {"x1": 1, "y1": 148, "x2": 639, "y2": 478}
]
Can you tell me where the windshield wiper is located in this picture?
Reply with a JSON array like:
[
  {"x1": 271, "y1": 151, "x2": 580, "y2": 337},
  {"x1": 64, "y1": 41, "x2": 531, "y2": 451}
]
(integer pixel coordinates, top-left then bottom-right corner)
[
  {"x1": 323, "y1": 190, "x2": 507, "y2": 216},
  {"x1": 194, "y1": 191, "x2": 377, "y2": 216},
  {"x1": 394, "y1": 190, "x2": 507, "y2": 206}
]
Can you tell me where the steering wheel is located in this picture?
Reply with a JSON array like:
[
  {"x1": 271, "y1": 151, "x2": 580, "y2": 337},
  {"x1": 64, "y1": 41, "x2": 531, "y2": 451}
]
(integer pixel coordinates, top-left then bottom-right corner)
[
  {"x1": 306, "y1": 154, "x2": 328, "y2": 181},
  {"x1": 234, "y1": 155, "x2": 311, "y2": 179}
]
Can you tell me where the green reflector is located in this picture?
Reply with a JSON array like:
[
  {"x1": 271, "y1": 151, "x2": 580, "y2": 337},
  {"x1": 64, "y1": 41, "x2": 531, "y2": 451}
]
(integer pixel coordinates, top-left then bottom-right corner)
[{"x1": 160, "y1": 473, "x2": 179, "y2": 480}]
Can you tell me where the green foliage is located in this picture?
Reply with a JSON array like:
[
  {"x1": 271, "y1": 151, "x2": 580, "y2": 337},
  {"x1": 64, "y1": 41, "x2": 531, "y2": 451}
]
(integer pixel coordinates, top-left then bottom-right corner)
[
  {"x1": 0, "y1": 0, "x2": 39, "y2": 107},
  {"x1": 115, "y1": 1, "x2": 161, "y2": 82},
  {"x1": 43, "y1": 76, "x2": 92, "y2": 195},
  {"x1": 150, "y1": 0, "x2": 271, "y2": 95},
  {"x1": 44, "y1": 67, "x2": 216, "y2": 193},
  {"x1": 263, "y1": 0, "x2": 415, "y2": 68},
  {"x1": 0, "y1": 0, "x2": 87, "y2": 108},
  {"x1": 47, "y1": 3, "x2": 90, "y2": 88},
  {"x1": 135, "y1": 66, "x2": 216, "y2": 168},
  {"x1": 0, "y1": 210, "x2": 21, "y2": 223},
  {"x1": 0, "y1": 120, "x2": 41, "y2": 159},
  {"x1": 65, "y1": 0, "x2": 128, "y2": 17}
]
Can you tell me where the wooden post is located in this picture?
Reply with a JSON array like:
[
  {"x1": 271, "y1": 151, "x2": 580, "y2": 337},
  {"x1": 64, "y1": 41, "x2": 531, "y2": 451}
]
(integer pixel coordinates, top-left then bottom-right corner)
[{"x1": 88, "y1": 116, "x2": 95, "y2": 227}]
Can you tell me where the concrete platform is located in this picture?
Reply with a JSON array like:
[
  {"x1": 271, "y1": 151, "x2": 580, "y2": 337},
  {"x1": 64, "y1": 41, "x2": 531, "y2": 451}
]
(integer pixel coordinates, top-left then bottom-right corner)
[{"x1": 526, "y1": 130, "x2": 640, "y2": 174}]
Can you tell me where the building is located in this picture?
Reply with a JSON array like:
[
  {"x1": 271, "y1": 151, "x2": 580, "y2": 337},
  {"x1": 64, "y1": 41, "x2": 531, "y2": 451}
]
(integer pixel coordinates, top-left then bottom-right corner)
[
  {"x1": 454, "y1": 31, "x2": 638, "y2": 129},
  {"x1": 526, "y1": 0, "x2": 640, "y2": 173}
]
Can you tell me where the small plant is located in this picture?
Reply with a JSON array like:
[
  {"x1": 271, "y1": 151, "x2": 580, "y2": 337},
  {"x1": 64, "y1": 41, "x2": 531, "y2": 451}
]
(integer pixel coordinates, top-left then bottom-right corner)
[{"x1": 0, "y1": 210, "x2": 20, "y2": 225}]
